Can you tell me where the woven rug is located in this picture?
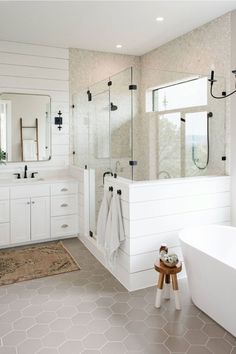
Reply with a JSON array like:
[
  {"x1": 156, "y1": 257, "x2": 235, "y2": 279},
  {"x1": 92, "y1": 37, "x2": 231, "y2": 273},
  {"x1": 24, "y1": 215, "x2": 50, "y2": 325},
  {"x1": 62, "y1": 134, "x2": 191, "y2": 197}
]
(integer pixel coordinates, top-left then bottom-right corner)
[{"x1": 0, "y1": 241, "x2": 80, "y2": 286}]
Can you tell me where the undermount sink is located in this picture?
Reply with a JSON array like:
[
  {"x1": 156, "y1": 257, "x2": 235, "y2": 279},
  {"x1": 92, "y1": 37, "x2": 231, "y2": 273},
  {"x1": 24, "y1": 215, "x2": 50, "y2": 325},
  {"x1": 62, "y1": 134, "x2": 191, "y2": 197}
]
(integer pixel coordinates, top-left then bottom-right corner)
[{"x1": 13, "y1": 178, "x2": 44, "y2": 183}]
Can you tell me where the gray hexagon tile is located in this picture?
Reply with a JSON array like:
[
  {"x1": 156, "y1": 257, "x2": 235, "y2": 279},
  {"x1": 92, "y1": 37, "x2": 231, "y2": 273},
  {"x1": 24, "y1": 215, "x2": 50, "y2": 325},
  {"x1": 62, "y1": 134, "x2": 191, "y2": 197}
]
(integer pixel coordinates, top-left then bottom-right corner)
[
  {"x1": 42, "y1": 332, "x2": 66, "y2": 347},
  {"x1": 165, "y1": 336, "x2": 190, "y2": 352},
  {"x1": 59, "y1": 340, "x2": 83, "y2": 354},
  {"x1": 50, "y1": 318, "x2": 72, "y2": 332},
  {"x1": 82, "y1": 333, "x2": 107, "y2": 349},
  {"x1": 87, "y1": 319, "x2": 110, "y2": 334},
  {"x1": 36, "y1": 311, "x2": 57, "y2": 324},
  {"x1": 0, "y1": 238, "x2": 235, "y2": 354},
  {"x1": 17, "y1": 338, "x2": 42, "y2": 354},
  {"x1": 65, "y1": 325, "x2": 88, "y2": 340},
  {"x1": 184, "y1": 329, "x2": 208, "y2": 345},
  {"x1": 104, "y1": 326, "x2": 128, "y2": 341},
  {"x1": 0, "y1": 347, "x2": 17, "y2": 354},
  {"x1": 27, "y1": 324, "x2": 49, "y2": 338},
  {"x1": 2, "y1": 330, "x2": 26, "y2": 346}
]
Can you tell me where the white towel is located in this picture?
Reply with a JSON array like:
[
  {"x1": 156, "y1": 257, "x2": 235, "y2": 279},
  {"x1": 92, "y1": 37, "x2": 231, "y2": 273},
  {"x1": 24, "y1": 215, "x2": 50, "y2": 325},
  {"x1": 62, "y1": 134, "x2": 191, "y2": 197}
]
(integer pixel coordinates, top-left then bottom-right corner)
[
  {"x1": 23, "y1": 140, "x2": 37, "y2": 161},
  {"x1": 97, "y1": 189, "x2": 112, "y2": 248},
  {"x1": 105, "y1": 193, "x2": 125, "y2": 265}
]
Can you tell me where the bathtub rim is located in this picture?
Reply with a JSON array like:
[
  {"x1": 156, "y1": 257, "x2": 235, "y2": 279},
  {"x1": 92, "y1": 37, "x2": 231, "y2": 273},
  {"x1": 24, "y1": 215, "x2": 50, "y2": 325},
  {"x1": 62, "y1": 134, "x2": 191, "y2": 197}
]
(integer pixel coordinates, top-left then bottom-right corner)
[{"x1": 179, "y1": 224, "x2": 236, "y2": 271}]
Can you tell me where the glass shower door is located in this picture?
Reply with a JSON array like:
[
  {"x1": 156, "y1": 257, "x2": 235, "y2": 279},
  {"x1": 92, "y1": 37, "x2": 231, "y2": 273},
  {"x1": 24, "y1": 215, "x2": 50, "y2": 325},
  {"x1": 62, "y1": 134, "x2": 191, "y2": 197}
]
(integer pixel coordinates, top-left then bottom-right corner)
[
  {"x1": 110, "y1": 68, "x2": 133, "y2": 180},
  {"x1": 88, "y1": 82, "x2": 111, "y2": 237},
  {"x1": 87, "y1": 68, "x2": 134, "y2": 238}
]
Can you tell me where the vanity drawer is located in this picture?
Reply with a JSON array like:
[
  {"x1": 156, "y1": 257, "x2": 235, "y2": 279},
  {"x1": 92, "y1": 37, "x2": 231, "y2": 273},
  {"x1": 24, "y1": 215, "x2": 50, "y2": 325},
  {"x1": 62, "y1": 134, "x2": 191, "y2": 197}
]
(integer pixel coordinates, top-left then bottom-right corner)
[
  {"x1": 51, "y1": 195, "x2": 78, "y2": 216},
  {"x1": 0, "y1": 188, "x2": 9, "y2": 201},
  {"x1": 51, "y1": 215, "x2": 78, "y2": 237},
  {"x1": 10, "y1": 185, "x2": 50, "y2": 199},
  {"x1": 0, "y1": 223, "x2": 10, "y2": 246},
  {"x1": 51, "y1": 182, "x2": 78, "y2": 196},
  {"x1": 0, "y1": 200, "x2": 9, "y2": 223}
]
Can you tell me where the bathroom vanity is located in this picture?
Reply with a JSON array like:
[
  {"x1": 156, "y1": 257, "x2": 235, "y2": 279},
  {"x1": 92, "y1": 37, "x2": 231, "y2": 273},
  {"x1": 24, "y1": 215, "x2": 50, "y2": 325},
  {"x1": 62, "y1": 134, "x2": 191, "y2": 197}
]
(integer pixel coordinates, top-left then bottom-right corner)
[{"x1": 0, "y1": 177, "x2": 79, "y2": 248}]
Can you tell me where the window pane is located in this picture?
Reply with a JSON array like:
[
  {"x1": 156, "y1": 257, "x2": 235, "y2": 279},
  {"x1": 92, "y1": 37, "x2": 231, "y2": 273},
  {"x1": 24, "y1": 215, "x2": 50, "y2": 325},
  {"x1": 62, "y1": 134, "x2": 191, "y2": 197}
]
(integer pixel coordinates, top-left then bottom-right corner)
[
  {"x1": 158, "y1": 113, "x2": 181, "y2": 178},
  {"x1": 154, "y1": 77, "x2": 207, "y2": 111}
]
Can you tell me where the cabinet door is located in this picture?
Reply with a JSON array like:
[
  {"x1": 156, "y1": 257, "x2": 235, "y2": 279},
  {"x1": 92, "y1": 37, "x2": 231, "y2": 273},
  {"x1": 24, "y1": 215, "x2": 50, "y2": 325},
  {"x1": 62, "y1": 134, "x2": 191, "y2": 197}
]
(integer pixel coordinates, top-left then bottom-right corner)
[
  {"x1": 0, "y1": 200, "x2": 9, "y2": 223},
  {"x1": 11, "y1": 199, "x2": 31, "y2": 244},
  {"x1": 31, "y1": 197, "x2": 50, "y2": 241},
  {"x1": 0, "y1": 223, "x2": 10, "y2": 246}
]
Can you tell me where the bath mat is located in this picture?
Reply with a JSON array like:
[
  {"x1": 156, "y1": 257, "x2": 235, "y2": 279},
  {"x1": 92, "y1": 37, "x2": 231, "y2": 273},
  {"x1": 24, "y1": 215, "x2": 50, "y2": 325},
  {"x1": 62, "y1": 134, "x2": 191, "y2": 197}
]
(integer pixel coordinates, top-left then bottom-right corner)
[{"x1": 0, "y1": 241, "x2": 80, "y2": 286}]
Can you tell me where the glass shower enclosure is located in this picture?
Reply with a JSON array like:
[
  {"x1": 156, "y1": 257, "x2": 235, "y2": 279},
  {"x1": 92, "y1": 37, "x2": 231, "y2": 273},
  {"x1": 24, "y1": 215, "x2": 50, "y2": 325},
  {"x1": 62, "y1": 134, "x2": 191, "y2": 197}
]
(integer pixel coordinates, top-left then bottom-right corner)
[
  {"x1": 72, "y1": 67, "x2": 136, "y2": 238},
  {"x1": 73, "y1": 66, "x2": 227, "y2": 239}
]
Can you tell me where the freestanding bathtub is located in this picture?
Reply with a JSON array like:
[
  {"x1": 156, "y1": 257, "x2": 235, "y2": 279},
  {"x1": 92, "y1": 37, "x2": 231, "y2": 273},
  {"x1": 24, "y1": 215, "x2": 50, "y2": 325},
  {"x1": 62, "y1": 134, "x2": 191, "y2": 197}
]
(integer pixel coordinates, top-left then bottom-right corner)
[{"x1": 179, "y1": 225, "x2": 236, "y2": 337}]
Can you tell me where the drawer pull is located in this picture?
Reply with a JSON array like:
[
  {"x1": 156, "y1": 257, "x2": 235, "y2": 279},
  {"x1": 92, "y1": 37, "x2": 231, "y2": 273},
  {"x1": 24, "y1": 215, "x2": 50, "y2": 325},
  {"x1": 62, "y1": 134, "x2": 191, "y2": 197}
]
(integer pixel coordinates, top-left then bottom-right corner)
[
  {"x1": 61, "y1": 188, "x2": 68, "y2": 192},
  {"x1": 61, "y1": 224, "x2": 68, "y2": 228},
  {"x1": 61, "y1": 203, "x2": 68, "y2": 207}
]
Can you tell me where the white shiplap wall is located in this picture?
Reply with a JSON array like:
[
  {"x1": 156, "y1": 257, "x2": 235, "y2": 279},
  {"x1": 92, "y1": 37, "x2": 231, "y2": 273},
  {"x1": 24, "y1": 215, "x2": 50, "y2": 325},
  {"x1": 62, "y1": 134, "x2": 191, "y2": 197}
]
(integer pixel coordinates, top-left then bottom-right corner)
[
  {"x1": 79, "y1": 175, "x2": 230, "y2": 291},
  {"x1": 0, "y1": 40, "x2": 69, "y2": 171}
]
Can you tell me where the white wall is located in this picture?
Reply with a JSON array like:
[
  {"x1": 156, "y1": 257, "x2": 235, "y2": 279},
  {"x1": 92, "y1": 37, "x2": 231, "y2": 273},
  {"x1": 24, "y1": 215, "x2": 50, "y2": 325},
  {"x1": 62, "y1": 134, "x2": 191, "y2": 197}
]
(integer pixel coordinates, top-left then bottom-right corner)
[
  {"x1": 0, "y1": 40, "x2": 69, "y2": 174},
  {"x1": 78, "y1": 175, "x2": 230, "y2": 291},
  {"x1": 124, "y1": 176, "x2": 230, "y2": 290}
]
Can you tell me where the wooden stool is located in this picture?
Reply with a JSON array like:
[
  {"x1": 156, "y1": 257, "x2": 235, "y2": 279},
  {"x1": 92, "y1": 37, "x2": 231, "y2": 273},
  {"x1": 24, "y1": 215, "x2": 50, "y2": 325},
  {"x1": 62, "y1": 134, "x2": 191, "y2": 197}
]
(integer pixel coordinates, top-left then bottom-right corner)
[{"x1": 154, "y1": 260, "x2": 182, "y2": 310}]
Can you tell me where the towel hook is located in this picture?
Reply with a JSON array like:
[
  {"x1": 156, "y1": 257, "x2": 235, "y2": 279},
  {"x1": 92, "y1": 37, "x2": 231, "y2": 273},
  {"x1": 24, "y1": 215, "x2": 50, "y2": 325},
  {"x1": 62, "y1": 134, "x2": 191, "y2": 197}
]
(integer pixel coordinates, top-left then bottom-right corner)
[
  {"x1": 117, "y1": 189, "x2": 122, "y2": 195},
  {"x1": 109, "y1": 186, "x2": 113, "y2": 192}
]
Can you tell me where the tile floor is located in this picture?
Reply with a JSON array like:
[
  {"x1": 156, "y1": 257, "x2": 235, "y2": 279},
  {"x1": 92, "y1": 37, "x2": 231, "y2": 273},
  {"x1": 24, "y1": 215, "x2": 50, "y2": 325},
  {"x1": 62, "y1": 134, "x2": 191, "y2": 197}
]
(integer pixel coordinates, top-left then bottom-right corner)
[{"x1": 0, "y1": 238, "x2": 235, "y2": 354}]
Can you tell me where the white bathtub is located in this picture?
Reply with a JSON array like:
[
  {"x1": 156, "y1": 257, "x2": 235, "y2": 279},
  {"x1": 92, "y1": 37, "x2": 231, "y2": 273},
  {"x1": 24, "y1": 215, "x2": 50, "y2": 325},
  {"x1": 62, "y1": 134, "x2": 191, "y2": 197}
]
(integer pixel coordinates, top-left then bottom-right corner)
[{"x1": 179, "y1": 225, "x2": 236, "y2": 337}]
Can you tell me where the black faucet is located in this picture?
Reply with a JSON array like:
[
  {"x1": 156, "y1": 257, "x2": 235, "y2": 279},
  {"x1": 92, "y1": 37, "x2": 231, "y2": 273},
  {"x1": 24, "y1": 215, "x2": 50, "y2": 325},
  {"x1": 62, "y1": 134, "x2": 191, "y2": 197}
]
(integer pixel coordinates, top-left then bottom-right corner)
[{"x1": 24, "y1": 165, "x2": 28, "y2": 179}]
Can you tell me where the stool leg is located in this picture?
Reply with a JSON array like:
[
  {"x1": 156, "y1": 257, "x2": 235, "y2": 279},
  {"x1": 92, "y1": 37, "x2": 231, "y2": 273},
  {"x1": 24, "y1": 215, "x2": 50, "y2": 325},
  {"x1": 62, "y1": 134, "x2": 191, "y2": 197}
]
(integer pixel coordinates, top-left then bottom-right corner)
[
  {"x1": 171, "y1": 274, "x2": 181, "y2": 310},
  {"x1": 155, "y1": 273, "x2": 164, "y2": 308},
  {"x1": 164, "y1": 274, "x2": 170, "y2": 299}
]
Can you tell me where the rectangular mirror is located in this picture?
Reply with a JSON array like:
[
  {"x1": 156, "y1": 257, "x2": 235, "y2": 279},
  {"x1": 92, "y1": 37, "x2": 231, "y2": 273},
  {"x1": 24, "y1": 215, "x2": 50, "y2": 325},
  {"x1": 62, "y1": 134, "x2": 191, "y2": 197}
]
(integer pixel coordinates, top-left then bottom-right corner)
[{"x1": 0, "y1": 93, "x2": 51, "y2": 162}]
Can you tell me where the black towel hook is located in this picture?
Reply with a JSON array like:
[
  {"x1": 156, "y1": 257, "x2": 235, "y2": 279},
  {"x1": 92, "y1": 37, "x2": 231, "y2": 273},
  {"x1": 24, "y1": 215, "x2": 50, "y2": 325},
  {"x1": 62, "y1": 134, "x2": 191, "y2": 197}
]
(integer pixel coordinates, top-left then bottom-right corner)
[
  {"x1": 109, "y1": 186, "x2": 113, "y2": 192},
  {"x1": 117, "y1": 189, "x2": 122, "y2": 195}
]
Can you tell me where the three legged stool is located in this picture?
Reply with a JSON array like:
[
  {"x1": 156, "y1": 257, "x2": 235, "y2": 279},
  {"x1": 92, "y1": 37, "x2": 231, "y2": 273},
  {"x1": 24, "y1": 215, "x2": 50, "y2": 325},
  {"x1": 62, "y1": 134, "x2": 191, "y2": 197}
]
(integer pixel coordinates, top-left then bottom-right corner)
[{"x1": 154, "y1": 260, "x2": 182, "y2": 310}]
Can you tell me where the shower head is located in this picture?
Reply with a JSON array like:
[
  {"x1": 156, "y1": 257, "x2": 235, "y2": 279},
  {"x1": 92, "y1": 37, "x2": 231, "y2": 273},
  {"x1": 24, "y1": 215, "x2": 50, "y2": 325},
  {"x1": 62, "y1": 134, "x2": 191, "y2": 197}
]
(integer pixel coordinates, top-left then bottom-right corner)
[{"x1": 110, "y1": 102, "x2": 118, "y2": 111}]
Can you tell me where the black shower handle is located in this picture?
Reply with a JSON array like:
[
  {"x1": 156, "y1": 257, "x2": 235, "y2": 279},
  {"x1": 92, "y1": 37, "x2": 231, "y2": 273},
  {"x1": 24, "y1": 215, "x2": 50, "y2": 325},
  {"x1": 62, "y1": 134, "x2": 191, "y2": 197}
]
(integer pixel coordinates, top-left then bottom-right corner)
[{"x1": 103, "y1": 171, "x2": 113, "y2": 185}]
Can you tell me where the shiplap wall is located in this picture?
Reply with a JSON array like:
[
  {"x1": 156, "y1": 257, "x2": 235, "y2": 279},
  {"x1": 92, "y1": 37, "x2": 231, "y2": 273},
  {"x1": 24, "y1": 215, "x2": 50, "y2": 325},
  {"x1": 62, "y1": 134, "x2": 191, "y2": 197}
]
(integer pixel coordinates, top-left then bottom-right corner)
[
  {"x1": 102, "y1": 176, "x2": 230, "y2": 291},
  {"x1": 0, "y1": 40, "x2": 69, "y2": 171}
]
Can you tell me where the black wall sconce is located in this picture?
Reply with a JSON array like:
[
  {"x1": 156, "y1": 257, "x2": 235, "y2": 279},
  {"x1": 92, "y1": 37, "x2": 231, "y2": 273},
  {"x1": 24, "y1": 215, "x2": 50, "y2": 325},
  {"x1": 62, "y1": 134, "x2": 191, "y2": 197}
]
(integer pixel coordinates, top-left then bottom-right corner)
[
  {"x1": 209, "y1": 69, "x2": 236, "y2": 99},
  {"x1": 54, "y1": 110, "x2": 63, "y2": 130}
]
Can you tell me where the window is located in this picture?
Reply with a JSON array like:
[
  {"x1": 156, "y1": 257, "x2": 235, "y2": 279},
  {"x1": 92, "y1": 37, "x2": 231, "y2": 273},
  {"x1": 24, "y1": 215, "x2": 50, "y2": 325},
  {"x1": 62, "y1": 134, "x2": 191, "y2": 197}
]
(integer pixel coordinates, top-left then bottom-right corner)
[{"x1": 153, "y1": 77, "x2": 208, "y2": 112}]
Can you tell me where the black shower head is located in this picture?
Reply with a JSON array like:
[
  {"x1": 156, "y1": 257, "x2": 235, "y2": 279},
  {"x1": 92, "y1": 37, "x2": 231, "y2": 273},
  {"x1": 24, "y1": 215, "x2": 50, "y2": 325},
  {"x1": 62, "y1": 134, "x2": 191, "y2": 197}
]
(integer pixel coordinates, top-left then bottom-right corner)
[{"x1": 110, "y1": 102, "x2": 118, "y2": 111}]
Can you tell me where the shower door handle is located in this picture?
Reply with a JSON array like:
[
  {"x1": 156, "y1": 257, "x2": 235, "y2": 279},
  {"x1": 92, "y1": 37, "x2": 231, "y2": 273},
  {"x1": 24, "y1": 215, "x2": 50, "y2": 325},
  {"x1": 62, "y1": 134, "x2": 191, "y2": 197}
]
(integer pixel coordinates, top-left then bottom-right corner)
[{"x1": 103, "y1": 171, "x2": 113, "y2": 185}]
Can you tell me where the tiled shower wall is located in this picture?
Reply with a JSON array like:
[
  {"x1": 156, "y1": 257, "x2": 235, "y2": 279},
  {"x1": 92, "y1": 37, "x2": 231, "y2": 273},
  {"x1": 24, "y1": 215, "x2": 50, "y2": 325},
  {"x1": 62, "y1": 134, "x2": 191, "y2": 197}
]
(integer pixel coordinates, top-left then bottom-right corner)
[
  {"x1": 139, "y1": 12, "x2": 231, "y2": 180},
  {"x1": 70, "y1": 12, "x2": 232, "y2": 181}
]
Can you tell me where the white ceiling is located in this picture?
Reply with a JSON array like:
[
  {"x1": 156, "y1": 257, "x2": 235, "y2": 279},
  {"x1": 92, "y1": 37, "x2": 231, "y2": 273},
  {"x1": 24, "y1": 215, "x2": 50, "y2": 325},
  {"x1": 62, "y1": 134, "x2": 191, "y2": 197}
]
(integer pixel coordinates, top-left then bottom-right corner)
[{"x1": 0, "y1": 1, "x2": 236, "y2": 56}]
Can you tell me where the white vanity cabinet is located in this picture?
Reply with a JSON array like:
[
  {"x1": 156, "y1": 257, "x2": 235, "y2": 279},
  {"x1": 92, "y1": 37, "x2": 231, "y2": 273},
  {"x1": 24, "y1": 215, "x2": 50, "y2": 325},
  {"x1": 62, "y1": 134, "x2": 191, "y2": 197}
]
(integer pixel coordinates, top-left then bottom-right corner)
[
  {"x1": 0, "y1": 179, "x2": 79, "y2": 248},
  {"x1": 11, "y1": 198, "x2": 31, "y2": 243},
  {"x1": 0, "y1": 187, "x2": 10, "y2": 246},
  {"x1": 31, "y1": 197, "x2": 50, "y2": 241},
  {"x1": 51, "y1": 182, "x2": 78, "y2": 238},
  {"x1": 10, "y1": 184, "x2": 51, "y2": 244}
]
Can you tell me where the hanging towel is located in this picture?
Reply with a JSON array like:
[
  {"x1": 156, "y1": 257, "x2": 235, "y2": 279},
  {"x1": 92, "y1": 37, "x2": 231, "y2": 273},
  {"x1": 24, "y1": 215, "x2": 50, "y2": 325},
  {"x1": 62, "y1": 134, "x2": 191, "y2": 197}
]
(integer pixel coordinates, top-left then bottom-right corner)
[
  {"x1": 97, "y1": 189, "x2": 112, "y2": 248},
  {"x1": 105, "y1": 193, "x2": 125, "y2": 266},
  {"x1": 23, "y1": 140, "x2": 37, "y2": 161}
]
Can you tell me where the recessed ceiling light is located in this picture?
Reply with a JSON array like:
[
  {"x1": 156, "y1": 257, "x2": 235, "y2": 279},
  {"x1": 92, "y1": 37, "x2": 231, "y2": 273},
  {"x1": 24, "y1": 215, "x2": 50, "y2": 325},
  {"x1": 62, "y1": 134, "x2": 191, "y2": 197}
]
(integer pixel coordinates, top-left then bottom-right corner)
[
  {"x1": 156, "y1": 17, "x2": 164, "y2": 22},
  {"x1": 116, "y1": 44, "x2": 122, "y2": 49}
]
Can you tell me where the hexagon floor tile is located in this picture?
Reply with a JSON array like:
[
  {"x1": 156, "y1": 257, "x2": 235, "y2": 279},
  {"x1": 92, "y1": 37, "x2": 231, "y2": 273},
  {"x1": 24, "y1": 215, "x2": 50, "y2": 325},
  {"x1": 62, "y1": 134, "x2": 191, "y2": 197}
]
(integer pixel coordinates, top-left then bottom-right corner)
[{"x1": 0, "y1": 238, "x2": 235, "y2": 354}]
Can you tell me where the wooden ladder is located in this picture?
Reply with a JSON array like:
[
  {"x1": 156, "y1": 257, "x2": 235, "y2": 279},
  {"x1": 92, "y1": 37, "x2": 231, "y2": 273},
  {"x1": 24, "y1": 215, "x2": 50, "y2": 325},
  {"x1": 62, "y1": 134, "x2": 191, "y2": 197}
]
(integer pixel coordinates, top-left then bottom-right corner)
[{"x1": 20, "y1": 118, "x2": 39, "y2": 161}]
